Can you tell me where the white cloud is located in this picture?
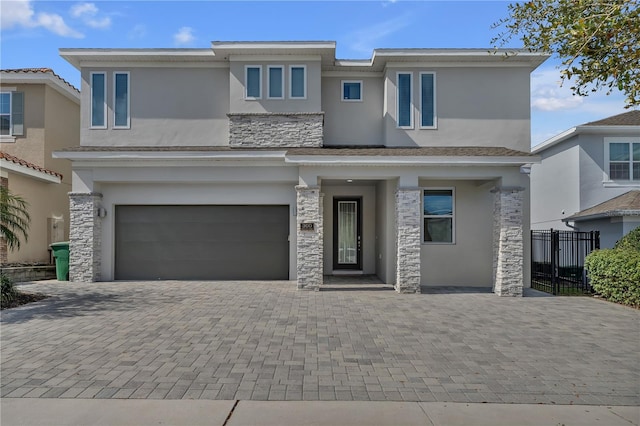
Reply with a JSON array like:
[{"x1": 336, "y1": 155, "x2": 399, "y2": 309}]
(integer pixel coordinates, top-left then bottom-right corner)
[
  {"x1": 531, "y1": 68, "x2": 584, "y2": 111},
  {"x1": 174, "y1": 26, "x2": 195, "y2": 45},
  {"x1": 128, "y1": 24, "x2": 147, "y2": 40},
  {"x1": 70, "y1": 2, "x2": 111, "y2": 29},
  {"x1": 0, "y1": 0, "x2": 83, "y2": 38},
  {"x1": 346, "y1": 14, "x2": 412, "y2": 54}
]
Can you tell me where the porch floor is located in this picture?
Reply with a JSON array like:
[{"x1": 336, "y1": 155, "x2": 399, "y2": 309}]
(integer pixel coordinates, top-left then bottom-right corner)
[{"x1": 321, "y1": 275, "x2": 393, "y2": 291}]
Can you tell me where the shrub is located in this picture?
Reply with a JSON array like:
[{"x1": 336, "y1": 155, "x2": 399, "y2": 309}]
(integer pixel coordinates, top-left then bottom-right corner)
[
  {"x1": 0, "y1": 273, "x2": 17, "y2": 307},
  {"x1": 614, "y1": 226, "x2": 640, "y2": 252},
  {"x1": 585, "y1": 249, "x2": 640, "y2": 308}
]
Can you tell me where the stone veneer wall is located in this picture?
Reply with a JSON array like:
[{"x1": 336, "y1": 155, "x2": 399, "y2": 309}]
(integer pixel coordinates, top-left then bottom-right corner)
[
  {"x1": 395, "y1": 188, "x2": 422, "y2": 293},
  {"x1": 228, "y1": 112, "x2": 324, "y2": 148},
  {"x1": 69, "y1": 192, "x2": 103, "y2": 282},
  {"x1": 492, "y1": 187, "x2": 524, "y2": 296},
  {"x1": 296, "y1": 186, "x2": 323, "y2": 290}
]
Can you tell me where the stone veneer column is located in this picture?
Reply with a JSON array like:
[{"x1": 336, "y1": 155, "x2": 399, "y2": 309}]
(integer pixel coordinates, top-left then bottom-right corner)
[
  {"x1": 296, "y1": 186, "x2": 323, "y2": 290},
  {"x1": 69, "y1": 192, "x2": 103, "y2": 282},
  {"x1": 395, "y1": 187, "x2": 422, "y2": 294},
  {"x1": 491, "y1": 187, "x2": 524, "y2": 296}
]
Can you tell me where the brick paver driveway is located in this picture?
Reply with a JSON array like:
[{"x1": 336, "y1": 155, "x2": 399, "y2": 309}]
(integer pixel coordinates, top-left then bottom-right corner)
[{"x1": 1, "y1": 279, "x2": 639, "y2": 405}]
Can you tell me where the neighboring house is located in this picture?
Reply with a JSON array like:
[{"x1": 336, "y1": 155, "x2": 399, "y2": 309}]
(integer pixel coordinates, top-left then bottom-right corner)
[
  {"x1": 531, "y1": 110, "x2": 640, "y2": 248},
  {"x1": 54, "y1": 42, "x2": 548, "y2": 296},
  {"x1": 0, "y1": 68, "x2": 80, "y2": 264}
]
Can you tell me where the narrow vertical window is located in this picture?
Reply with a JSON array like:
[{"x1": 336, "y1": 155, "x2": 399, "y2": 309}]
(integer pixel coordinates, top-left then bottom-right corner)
[
  {"x1": 268, "y1": 66, "x2": 284, "y2": 99},
  {"x1": 91, "y1": 72, "x2": 106, "y2": 128},
  {"x1": 633, "y1": 143, "x2": 640, "y2": 180},
  {"x1": 0, "y1": 93, "x2": 11, "y2": 135},
  {"x1": 245, "y1": 66, "x2": 261, "y2": 99},
  {"x1": 290, "y1": 65, "x2": 306, "y2": 99},
  {"x1": 609, "y1": 143, "x2": 630, "y2": 180},
  {"x1": 114, "y1": 72, "x2": 130, "y2": 128},
  {"x1": 11, "y1": 92, "x2": 24, "y2": 135},
  {"x1": 342, "y1": 81, "x2": 362, "y2": 101},
  {"x1": 420, "y1": 72, "x2": 436, "y2": 128},
  {"x1": 397, "y1": 72, "x2": 412, "y2": 128}
]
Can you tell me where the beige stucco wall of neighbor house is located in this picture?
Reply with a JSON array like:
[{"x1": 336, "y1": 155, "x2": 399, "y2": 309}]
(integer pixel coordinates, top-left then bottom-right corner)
[
  {"x1": 80, "y1": 67, "x2": 230, "y2": 147},
  {"x1": 321, "y1": 184, "x2": 377, "y2": 275},
  {"x1": 383, "y1": 67, "x2": 532, "y2": 151},
  {"x1": 5, "y1": 172, "x2": 68, "y2": 263},
  {"x1": 89, "y1": 165, "x2": 299, "y2": 281},
  {"x1": 229, "y1": 60, "x2": 322, "y2": 113},
  {"x1": 530, "y1": 139, "x2": 581, "y2": 230},
  {"x1": 0, "y1": 84, "x2": 46, "y2": 165},
  {"x1": 322, "y1": 77, "x2": 384, "y2": 146}
]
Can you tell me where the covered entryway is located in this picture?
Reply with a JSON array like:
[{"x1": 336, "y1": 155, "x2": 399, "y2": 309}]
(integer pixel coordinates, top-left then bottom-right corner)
[{"x1": 114, "y1": 205, "x2": 289, "y2": 280}]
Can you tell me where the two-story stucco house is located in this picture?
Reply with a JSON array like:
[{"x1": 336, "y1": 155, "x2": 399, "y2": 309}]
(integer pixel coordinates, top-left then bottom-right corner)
[
  {"x1": 1, "y1": 68, "x2": 80, "y2": 264},
  {"x1": 531, "y1": 110, "x2": 640, "y2": 248},
  {"x1": 54, "y1": 42, "x2": 548, "y2": 295}
]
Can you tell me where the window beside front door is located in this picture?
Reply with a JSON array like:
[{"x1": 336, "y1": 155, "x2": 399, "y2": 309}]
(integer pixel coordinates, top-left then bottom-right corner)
[{"x1": 423, "y1": 188, "x2": 455, "y2": 244}]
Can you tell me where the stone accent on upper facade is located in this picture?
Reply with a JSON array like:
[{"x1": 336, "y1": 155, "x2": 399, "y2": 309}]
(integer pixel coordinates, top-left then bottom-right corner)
[
  {"x1": 296, "y1": 185, "x2": 323, "y2": 290},
  {"x1": 492, "y1": 186, "x2": 524, "y2": 296},
  {"x1": 69, "y1": 192, "x2": 103, "y2": 282},
  {"x1": 395, "y1": 187, "x2": 422, "y2": 294},
  {"x1": 228, "y1": 112, "x2": 324, "y2": 148}
]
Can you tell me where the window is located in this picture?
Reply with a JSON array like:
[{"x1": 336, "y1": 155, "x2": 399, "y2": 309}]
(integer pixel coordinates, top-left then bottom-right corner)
[
  {"x1": 290, "y1": 65, "x2": 306, "y2": 99},
  {"x1": 245, "y1": 66, "x2": 261, "y2": 99},
  {"x1": 268, "y1": 66, "x2": 284, "y2": 99},
  {"x1": 420, "y1": 72, "x2": 436, "y2": 128},
  {"x1": 342, "y1": 80, "x2": 362, "y2": 102},
  {"x1": 113, "y1": 72, "x2": 130, "y2": 128},
  {"x1": 607, "y1": 140, "x2": 640, "y2": 181},
  {"x1": 0, "y1": 91, "x2": 24, "y2": 137},
  {"x1": 423, "y1": 188, "x2": 454, "y2": 244},
  {"x1": 397, "y1": 72, "x2": 412, "y2": 128},
  {"x1": 91, "y1": 72, "x2": 106, "y2": 128}
]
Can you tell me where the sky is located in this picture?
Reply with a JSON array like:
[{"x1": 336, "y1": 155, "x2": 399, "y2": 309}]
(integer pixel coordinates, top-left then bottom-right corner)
[{"x1": 0, "y1": 0, "x2": 633, "y2": 147}]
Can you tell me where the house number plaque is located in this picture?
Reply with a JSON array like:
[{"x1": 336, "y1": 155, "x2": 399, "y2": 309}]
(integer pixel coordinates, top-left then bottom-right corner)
[{"x1": 300, "y1": 223, "x2": 315, "y2": 231}]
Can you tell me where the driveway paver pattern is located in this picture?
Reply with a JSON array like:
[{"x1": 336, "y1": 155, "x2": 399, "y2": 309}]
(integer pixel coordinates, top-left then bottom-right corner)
[{"x1": 1, "y1": 279, "x2": 638, "y2": 405}]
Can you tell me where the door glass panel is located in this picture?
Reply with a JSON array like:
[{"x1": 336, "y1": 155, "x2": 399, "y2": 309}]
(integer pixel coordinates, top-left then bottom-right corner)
[{"x1": 337, "y1": 201, "x2": 357, "y2": 264}]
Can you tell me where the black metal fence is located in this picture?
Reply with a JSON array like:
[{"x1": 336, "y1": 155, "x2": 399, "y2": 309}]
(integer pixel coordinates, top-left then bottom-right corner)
[{"x1": 531, "y1": 229, "x2": 600, "y2": 295}]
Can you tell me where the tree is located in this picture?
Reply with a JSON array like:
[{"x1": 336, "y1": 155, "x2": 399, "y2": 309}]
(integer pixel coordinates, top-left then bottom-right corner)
[
  {"x1": 0, "y1": 185, "x2": 30, "y2": 251},
  {"x1": 492, "y1": 0, "x2": 640, "y2": 108}
]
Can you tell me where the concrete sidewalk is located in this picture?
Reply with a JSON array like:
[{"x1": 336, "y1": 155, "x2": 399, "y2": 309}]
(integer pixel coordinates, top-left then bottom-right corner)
[{"x1": 2, "y1": 399, "x2": 638, "y2": 426}]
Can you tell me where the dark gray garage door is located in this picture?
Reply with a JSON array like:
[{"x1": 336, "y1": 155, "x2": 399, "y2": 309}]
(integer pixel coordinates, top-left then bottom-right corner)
[{"x1": 115, "y1": 205, "x2": 289, "y2": 280}]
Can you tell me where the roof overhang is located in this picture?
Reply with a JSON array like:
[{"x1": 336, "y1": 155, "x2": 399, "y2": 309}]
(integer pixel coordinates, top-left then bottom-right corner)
[
  {"x1": 0, "y1": 71, "x2": 80, "y2": 104},
  {"x1": 532, "y1": 125, "x2": 640, "y2": 154},
  {"x1": 563, "y1": 210, "x2": 640, "y2": 222},
  {"x1": 284, "y1": 155, "x2": 538, "y2": 166},
  {"x1": 0, "y1": 158, "x2": 62, "y2": 184},
  {"x1": 59, "y1": 48, "x2": 219, "y2": 70}
]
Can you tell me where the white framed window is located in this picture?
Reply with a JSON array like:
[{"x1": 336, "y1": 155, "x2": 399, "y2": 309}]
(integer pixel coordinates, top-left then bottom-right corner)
[
  {"x1": 423, "y1": 188, "x2": 455, "y2": 244},
  {"x1": 267, "y1": 65, "x2": 284, "y2": 99},
  {"x1": 113, "y1": 72, "x2": 130, "y2": 129},
  {"x1": 289, "y1": 65, "x2": 306, "y2": 99},
  {"x1": 419, "y1": 72, "x2": 437, "y2": 129},
  {"x1": 245, "y1": 65, "x2": 262, "y2": 99},
  {"x1": 396, "y1": 72, "x2": 413, "y2": 129},
  {"x1": 605, "y1": 138, "x2": 640, "y2": 182},
  {"x1": 1, "y1": 90, "x2": 24, "y2": 138},
  {"x1": 341, "y1": 80, "x2": 362, "y2": 102},
  {"x1": 1, "y1": 92, "x2": 12, "y2": 136},
  {"x1": 90, "y1": 72, "x2": 107, "y2": 129}
]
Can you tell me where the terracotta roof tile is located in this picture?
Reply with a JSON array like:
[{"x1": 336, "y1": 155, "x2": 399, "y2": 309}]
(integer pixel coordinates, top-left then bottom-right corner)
[
  {"x1": 0, "y1": 68, "x2": 80, "y2": 94},
  {"x1": 582, "y1": 110, "x2": 640, "y2": 126},
  {"x1": 566, "y1": 190, "x2": 640, "y2": 221},
  {"x1": 0, "y1": 151, "x2": 63, "y2": 179}
]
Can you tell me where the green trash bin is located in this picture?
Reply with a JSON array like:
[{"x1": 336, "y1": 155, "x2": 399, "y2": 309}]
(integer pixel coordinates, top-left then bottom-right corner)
[{"x1": 50, "y1": 241, "x2": 70, "y2": 281}]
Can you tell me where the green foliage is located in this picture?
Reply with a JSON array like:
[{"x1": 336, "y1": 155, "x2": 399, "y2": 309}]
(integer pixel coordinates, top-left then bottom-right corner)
[
  {"x1": 614, "y1": 226, "x2": 640, "y2": 251},
  {"x1": 0, "y1": 185, "x2": 30, "y2": 250},
  {"x1": 0, "y1": 273, "x2": 17, "y2": 306},
  {"x1": 585, "y1": 248, "x2": 640, "y2": 307},
  {"x1": 492, "y1": 0, "x2": 640, "y2": 107}
]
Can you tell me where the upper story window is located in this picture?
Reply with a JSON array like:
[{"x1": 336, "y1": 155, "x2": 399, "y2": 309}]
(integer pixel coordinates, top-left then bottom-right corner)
[
  {"x1": 420, "y1": 72, "x2": 436, "y2": 128},
  {"x1": 423, "y1": 188, "x2": 455, "y2": 244},
  {"x1": 91, "y1": 72, "x2": 107, "y2": 129},
  {"x1": 342, "y1": 81, "x2": 362, "y2": 102},
  {"x1": 113, "y1": 72, "x2": 130, "y2": 129},
  {"x1": 268, "y1": 66, "x2": 284, "y2": 99},
  {"x1": 606, "y1": 139, "x2": 640, "y2": 181},
  {"x1": 245, "y1": 66, "x2": 262, "y2": 99},
  {"x1": 0, "y1": 91, "x2": 24, "y2": 137},
  {"x1": 290, "y1": 65, "x2": 306, "y2": 99},
  {"x1": 397, "y1": 72, "x2": 412, "y2": 128}
]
